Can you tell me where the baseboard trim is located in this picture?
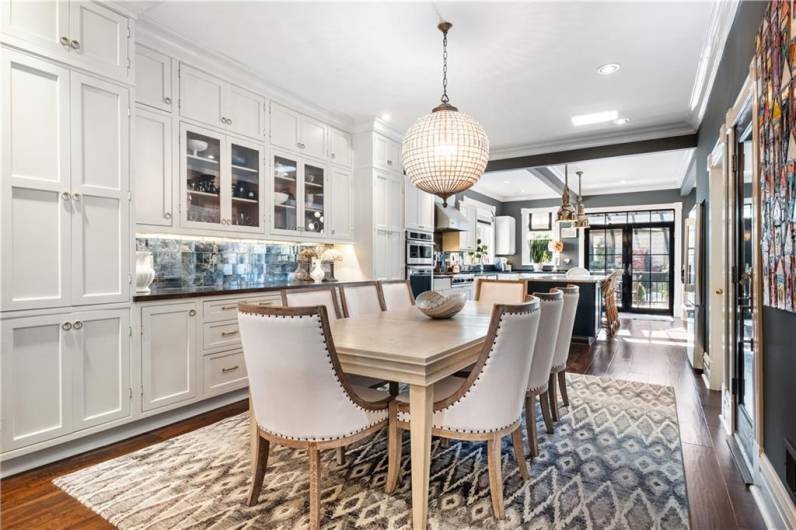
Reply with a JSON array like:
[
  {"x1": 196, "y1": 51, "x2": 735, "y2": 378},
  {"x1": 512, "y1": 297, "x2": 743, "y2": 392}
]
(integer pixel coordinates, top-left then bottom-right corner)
[
  {"x1": 754, "y1": 452, "x2": 796, "y2": 530},
  {"x1": 0, "y1": 389, "x2": 248, "y2": 478}
]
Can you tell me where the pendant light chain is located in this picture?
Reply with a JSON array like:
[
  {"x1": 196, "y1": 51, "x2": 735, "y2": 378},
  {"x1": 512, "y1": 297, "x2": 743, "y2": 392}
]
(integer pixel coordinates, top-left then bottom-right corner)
[{"x1": 441, "y1": 24, "x2": 450, "y2": 104}]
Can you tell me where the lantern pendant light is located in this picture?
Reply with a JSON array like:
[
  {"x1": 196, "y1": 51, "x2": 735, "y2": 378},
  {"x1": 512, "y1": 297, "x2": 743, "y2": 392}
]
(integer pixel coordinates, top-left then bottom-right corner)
[
  {"x1": 401, "y1": 21, "x2": 490, "y2": 207},
  {"x1": 556, "y1": 165, "x2": 577, "y2": 222},
  {"x1": 575, "y1": 170, "x2": 589, "y2": 228}
]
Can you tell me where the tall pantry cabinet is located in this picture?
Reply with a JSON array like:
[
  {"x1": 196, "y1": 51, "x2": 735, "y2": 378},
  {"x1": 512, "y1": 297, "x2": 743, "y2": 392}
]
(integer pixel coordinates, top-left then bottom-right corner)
[{"x1": 1, "y1": 1, "x2": 134, "y2": 463}]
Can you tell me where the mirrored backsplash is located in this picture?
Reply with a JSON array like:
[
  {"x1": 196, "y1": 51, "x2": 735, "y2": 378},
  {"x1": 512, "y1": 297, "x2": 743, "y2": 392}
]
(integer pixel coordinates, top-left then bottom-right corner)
[{"x1": 136, "y1": 236, "x2": 301, "y2": 289}]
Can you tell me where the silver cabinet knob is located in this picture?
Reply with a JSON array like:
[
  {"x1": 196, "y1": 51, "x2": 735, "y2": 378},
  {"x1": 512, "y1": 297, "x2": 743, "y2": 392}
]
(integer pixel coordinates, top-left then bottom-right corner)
[
  {"x1": 60, "y1": 36, "x2": 70, "y2": 46},
  {"x1": 330, "y1": 153, "x2": 336, "y2": 159},
  {"x1": 62, "y1": 322, "x2": 72, "y2": 331},
  {"x1": 73, "y1": 320, "x2": 83, "y2": 330},
  {"x1": 296, "y1": 142, "x2": 305, "y2": 149},
  {"x1": 164, "y1": 212, "x2": 172, "y2": 220},
  {"x1": 72, "y1": 192, "x2": 81, "y2": 201},
  {"x1": 387, "y1": 160, "x2": 393, "y2": 166},
  {"x1": 61, "y1": 191, "x2": 71, "y2": 200},
  {"x1": 188, "y1": 309, "x2": 196, "y2": 316},
  {"x1": 70, "y1": 39, "x2": 80, "y2": 50},
  {"x1": 227, "y1": 118, "x2": 232, "y2": 125}
]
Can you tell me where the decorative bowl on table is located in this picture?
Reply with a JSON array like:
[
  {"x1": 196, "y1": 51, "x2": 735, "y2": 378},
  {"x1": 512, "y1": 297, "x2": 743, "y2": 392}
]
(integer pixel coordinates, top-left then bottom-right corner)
[
  {"x1": 274, "y1": 192, "x2": 290, "y2": 204},
  {"x1": 415, "y1": 291, "x2": 466, "y2": 319},
  {"x1": 187, "y1": 139, "x2": 209, "y2": 156}
]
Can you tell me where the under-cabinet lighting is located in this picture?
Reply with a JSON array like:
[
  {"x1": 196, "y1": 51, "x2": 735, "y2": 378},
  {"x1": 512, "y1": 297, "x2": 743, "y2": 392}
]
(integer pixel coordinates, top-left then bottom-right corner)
[
  {"x1": 136, "y1": 233, "x2": 353, "y2": 248},
  {"x1": 596, "y1": 63, "x2": 620, "y2": 75},
  {"x1": 613, "y1": 117, "x2": 630, "y2": 126},
  {"x1": 571, "y1": 110, "x2": 618, "y2": 126}
]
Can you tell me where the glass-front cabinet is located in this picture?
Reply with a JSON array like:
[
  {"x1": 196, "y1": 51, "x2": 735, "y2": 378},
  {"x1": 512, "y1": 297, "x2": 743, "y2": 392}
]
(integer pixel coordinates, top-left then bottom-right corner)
[
  {"x1": 271, "y1": 151, "x2": 326, "y2": 239},
  {"x1": 181, "y1": 124, "x2": 264, "y2": 234}
]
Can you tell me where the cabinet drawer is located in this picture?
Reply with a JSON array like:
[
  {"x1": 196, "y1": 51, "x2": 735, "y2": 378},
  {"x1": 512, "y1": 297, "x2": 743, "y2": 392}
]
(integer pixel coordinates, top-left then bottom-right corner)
[
  {"x1": 202, "y1": 321, "x2": 241, "y2": 352},
  {"x1": 202, "y1": 294, "x2": 281, "y2": 322},
  {"x1": 203, "y1": 351, "x2": 248, "y2": 395}
]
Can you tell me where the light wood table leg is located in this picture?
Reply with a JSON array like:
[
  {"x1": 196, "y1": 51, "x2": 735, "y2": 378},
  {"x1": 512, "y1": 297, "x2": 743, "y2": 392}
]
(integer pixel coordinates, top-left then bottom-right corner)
[{"x1": 409, "y1": 383, "x2": 434, "y2": 529}]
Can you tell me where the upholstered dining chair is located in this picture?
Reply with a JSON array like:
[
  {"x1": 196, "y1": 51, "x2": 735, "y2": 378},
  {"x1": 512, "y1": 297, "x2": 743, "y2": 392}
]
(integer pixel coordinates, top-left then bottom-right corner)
[
  {"x1": 524, "y1": 290, "x2": 564, "y2": 457},
  {"x1": 474, "y1": 278, "x2": 528, "y2": 304},
  {"x1": 238, "y1": 304, "x2": 391, "y2": 529},
  {"x1": 339, "y1": 281, "x2": 386, "y2": 317},
  {"x1": 548, "y1": 285, "x2": 579, "y2": 422},
  {"x1": 385, "y1": 300, "x2": 541, "y2": 520},
  {"x1": 378, "y1": 279, "x2": 415, "y2": 310}
]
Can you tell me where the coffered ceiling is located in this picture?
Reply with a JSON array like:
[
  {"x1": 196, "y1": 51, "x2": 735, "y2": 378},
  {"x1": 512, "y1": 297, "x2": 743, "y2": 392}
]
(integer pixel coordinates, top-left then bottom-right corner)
[{"x1": 132, "y1": 1, "x2": 724, "y2": 153}]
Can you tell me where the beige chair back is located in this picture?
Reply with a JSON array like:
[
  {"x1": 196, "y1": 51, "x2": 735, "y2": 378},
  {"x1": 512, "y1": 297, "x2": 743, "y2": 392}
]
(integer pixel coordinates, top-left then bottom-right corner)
[
  {"x1": 527, "y1": 290, "x2": 564, "y2": 393},
  {"x1": 551, "y1": 285, "x2": 579, "y2": 372},
  {"x1": 339, "y1": 282, "x2": 385, "y2": 318},
  {"x1": 379, "y1": 280, "x2": 415, "y2": 310},
  {"x1": 281, "y1": 286, "x2": 342, "y2": 321},
  {"x1": 474, "y1": 279, "x2": 528, "y2": 305}
]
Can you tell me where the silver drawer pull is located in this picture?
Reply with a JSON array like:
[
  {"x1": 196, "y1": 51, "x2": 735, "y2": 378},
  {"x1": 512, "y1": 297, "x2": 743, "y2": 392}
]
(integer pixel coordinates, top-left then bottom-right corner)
[
  {"x1": 221, "y1": 304, "x2": 237, "y2": 310},
  {"x1": 220, "y1": 330, "x2": 239, "y2": 337},
  {"x1": 257, "y1": 302, "x2": 273, "y2": 306},
  {"x1": 221, "y1": 365, "x2": 239, "y2": 373}
]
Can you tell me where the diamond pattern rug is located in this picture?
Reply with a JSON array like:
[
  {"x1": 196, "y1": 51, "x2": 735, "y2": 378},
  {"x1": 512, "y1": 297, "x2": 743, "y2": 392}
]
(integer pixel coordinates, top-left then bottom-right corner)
[{"x1": 54, "y1": 374, "x2": 689, "y2": 529}]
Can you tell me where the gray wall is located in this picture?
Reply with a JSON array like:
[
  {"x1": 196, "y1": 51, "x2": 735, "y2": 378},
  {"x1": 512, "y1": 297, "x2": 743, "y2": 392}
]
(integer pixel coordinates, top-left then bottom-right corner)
[{"x1": 498, "y1": 188, "x2": 695, "y2": 269}]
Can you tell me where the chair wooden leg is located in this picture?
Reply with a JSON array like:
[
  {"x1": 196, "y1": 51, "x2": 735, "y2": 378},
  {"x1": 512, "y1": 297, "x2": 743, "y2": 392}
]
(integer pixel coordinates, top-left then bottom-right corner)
[
  {"x1": 558, "y1": 371, "x2": 569, "y2": 407},
  {"x1": 385, "y1": 404, "x2": 402, "y2": 494},
  {"x1": 486, "y1": 434, "x2": 505, "y2": 520},
  {"x1": 440, "y1": 437, "x2": 449, "y2": 448},
  {"x1": 246, "y1": 432, "x2": 270, "y2": 506},
  {"x1": 548, "y1": 373, "x2": 560, "y2": 422},
  {"x1": 525, "y1": 393, "x2": 539, "y2": 457},
  {"x1": 389, "y1": 381, "x2": 399, "y2": 396},
  {"x1": 539, "y1": 390, "x2": 554, "y2": 434},
  {"x1": 511, "y1": 426, "x2": 529, "y2": 481},
  {"x1": 336, "y1": 447, "x2": 345, "y2": 466},
  {"x1": 308, "y1": 443, "x2": 321, "y2": 530}
]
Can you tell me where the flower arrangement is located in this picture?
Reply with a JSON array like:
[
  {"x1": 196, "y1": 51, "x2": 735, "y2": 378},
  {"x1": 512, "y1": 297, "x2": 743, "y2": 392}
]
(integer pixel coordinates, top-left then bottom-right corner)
[
  {"x1": 320, "y1": 248, "x2": 343, "y2": 263},
  {"x1": 548, "y1": 240, "x2": 564, "y2": 253}
]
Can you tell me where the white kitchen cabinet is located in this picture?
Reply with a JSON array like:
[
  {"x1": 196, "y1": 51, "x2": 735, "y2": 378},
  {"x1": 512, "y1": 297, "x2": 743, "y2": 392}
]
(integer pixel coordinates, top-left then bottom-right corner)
[
  {"x1": 1, "y1": 313, "x2": 73, "y2": 451},
  {"x1": 301, "y1": 115, "x2": 327, "y2": 159},
  {"x1": 405, "y1": 179, "x2": 435, "y2": 232},
  {"x1": 269, "y1": 102, "x2": 328, "y2": 160},
  {"x1": 374, "y1": 171, "x2": 404, "y2": 229},
  {"x1": 203, "y1": 350, "x2": 248, "y2": 396},
  {"x1": 1, "y1": 50, "x2": 130, "y2": 311},
  {"x1": 70, "y1": 71, "x2": 130, "y2": 306},
  {"x1": 373, "y1": 227, "x2": 404, "y2": 280},
  {"x1": 134, "y1": 106, "x2": 174, "y2": 227},
  {"x1": 328, "y1": 127, "x2": 353, "y2": 167},
  {"x1": 179, "y1": 123, "x2": 265, "y2": 235},
  {"x1": 270, "y1": 150, "x2": 328, "y2": 239},
  {"x1": 179, "y1": 63, "x2": 265, "y2": 140},
  {"x1": 373, "y1": 132, "x2": 401, "y2": 171},
  {"x1": 459, "y1": 203, "x2": 478, "y2": 251},
  {"x1": 495, "y1": 216, "x2": 516, "y2": 255},
  {"x1": 0, "y1": 0, "x2": 132, "y2": 83},
  {"x1": 71, "y1": 308, "x2": 131, "y2": 431},
  {"x1": 328, "y1": 166, "x2": 353, "y2": 241},
  {"x1": 135, "y1": 45, "x2": 172, "y2": 112},
  {"x1": 141, "y1": 302, "x2": 198, "y2": 412}
]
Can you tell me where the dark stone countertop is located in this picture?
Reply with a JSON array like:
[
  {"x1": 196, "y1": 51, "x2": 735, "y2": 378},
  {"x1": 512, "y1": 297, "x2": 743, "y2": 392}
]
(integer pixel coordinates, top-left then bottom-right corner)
[{"x1": 133, "y1": 280, "x2": 374, "y2": 302}]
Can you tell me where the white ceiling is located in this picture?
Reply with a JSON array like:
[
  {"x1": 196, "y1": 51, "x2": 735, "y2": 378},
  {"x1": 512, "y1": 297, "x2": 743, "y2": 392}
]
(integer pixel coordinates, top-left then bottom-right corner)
[
  {"x1": 134, "y1": 1, "x2": 716, "y2": 152},
  {"x1": 471, "y1": 149, "x2": 695, "y2": 201}
]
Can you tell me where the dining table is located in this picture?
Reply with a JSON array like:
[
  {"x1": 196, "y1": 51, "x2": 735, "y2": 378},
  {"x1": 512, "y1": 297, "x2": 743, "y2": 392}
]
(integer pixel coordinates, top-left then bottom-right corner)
[{"x1": 329, "y1": 300, "x2": 496, "y2": 529}]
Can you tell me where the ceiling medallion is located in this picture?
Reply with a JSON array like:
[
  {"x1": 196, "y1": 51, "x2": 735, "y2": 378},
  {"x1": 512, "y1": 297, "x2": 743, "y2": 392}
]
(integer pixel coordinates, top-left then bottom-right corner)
[
  {"x1": 575, "y1": 170, "x2": 589, "y2": 228},
  {"x1": 556, "y1": 165, "x2": 577, "y2": 222},
  {"x1": 401, "y1": 21, "x2": 489, "y2": 207}
]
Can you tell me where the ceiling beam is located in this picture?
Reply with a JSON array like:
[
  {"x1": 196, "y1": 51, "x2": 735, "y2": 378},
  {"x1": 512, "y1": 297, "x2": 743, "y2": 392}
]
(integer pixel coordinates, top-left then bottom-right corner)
[
  {"x1": 486, "y1": 134, "x2": 698, "y2": 172},
  {"x1": 526, "y1": 167, "x2": 577, "y2": 200}
]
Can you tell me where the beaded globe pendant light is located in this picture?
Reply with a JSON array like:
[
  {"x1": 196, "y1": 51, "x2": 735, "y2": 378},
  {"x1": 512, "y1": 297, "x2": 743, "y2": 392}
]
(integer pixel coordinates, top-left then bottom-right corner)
[
  {"x1": 556, "y1": 165, "x2": 577, "y2": 222},
  {"x1": 575, "y1": 170, "x2": 589, "y2": 228},
  {"x1": 402, "y1": 21, "x2": 489, "y2": 207}
]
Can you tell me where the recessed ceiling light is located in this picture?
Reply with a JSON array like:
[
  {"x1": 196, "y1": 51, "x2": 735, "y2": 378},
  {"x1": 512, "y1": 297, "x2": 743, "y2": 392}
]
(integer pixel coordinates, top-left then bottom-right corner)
[
  {"x1": 381, "y1": 113, "x2": 391, "y2": 121},
  {"x1": 620, "y1": 180, "x2": 627, "y2": 184},
  {"x1": 571, "y1": 110, "x2": 618, "y2": 126},
  {"x1": 614, "y1": 117, "x2": 630, "y2": 126},
  {"x1": 503, "y1": 180, "x2": 510, "y2": 184},
  {"x1": 597, "y1": 63, "x2": 620, "y2": 75},
  {"x1": 521, "y1": 189, "x2": 526, "y2": 193}
]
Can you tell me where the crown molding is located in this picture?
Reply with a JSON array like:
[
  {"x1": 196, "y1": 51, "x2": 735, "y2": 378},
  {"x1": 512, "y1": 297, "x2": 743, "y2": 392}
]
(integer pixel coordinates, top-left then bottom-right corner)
[
  {"x1": 679, "y1": 149, "x2": 697, "y2": 196},
  {"x1": 352, "y1": 117, "x2": 404, "y2": 141},
  {"x1": 135, "y1": 19, "x2": 354, "y2": 131}
]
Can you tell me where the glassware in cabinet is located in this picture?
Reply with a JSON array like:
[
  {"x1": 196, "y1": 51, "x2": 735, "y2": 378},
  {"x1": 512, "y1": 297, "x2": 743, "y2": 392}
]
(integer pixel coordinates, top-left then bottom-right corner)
[
  {"x1": 272, "y1": 155, "x2": 298, "y2": 233},
  {"x1": 185, "y1": 130, "x2": 222, "y2": 225},
  {"x1": 303, "y1": 163, "x2": 325, "y2": 235},
  {"x1": 229, "y1": 142, "x2": 261, "y2": 229}
]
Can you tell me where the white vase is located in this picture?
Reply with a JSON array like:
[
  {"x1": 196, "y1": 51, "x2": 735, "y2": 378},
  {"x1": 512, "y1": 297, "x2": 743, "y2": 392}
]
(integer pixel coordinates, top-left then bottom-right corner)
[
  {"x1": 135, "y1": 251, "x2": 155, "y2": 293},
  {"x1": 310, "y1": 259, "x2": 325, "y2": 283}
]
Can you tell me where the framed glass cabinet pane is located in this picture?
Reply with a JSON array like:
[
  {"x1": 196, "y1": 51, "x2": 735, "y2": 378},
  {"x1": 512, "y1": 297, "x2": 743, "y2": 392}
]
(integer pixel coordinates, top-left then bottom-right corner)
[
  {"x1": 304, "y1": 163, "x2": 325, "y2": 234},
  {"x1": 230, "y1": 143, "x2": 260, "y2": 228},
  {"x1": 273, "y1": 155, "x2": 298, "y2": 231},
  {"x1": 186, "y1": 131, "x2": 221, "y2": 224}
]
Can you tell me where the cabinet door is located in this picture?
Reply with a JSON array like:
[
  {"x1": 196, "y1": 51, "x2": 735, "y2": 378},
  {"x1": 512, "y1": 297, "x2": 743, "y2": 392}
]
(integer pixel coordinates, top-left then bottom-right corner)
[
  {"x1": 389, "y1": 230, "x2": 404, "y2": 280},
  {"x1": 72, "y1": 308, "x2": 131, "y2": 431},
  {"x1": 225, "y1": 84, "x2": 263, "y2": 139},
  {"x1": 141, "y1": 302, "x2": 198, "y2": 412},
  {"x1": 135, "y1": 44, "x2": 172, "y2": 112},
  {"x1": 68, "y1": 1, "x2": 130, "y2": 81},
  {"x1": 271, "y1": 152, "x2": 300, "y2": 236},
  {"x1": 374, "y1": 133, "x2": 399, "y2": 171},
  {"x1": 181, "y1": 123, "x2": 225, "y2": 230},
  {"x1": 302, "y1": 161, "x2": 326, "y2": 237},
  {"x1": 300, "y1": 115, "x2": 327, "y2": 159},
  {"x1": 404, "y1": 179, "x2": 419, "y2": 230},
  {"x1": 70, "y1": 72, "x2": 130, "y2": 305},
  {"x1": 1, "y1": 51, "x2": 72, "y2": 311},
  {"x1": 459, "y1": 204, "x2": 478, "y2": 251},
  {"x1": 270, "y1": 102, "x2": 299, "y2": 151},
  {"x1": 373, "y1": 171, "x2": 403, "y2": 229},
  {"x1": 328, "y1": 128, "x2": 352, "y2": 167},
  {"x1": 0, "y1": 0, "x2": 69, "y2": 60},
  {"x1": 134, "y1": 107, "x2": 173, "y2": 227},
  {"x1": 373, "y1": 227, "x2": 389, "y2": 280},
  {"x1": 179, "y1": 64, "x2": 224, "y2": 129},
  {"x1": 229, "y1": 136, "x2": 264, "y2": 233},
  {"x1": 329, "y1": 167, "x2": 352, "y2": 240},
  {"x1": 1, "y1": 313, "x2": 73, "y2": 450},
  {"x1": 419, "y1": 191, "x2": 436, "y2": 231}
]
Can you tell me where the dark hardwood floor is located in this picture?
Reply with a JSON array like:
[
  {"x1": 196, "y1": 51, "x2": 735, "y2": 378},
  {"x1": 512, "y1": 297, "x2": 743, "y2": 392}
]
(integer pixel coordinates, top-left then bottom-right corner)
[{"x1": 1, "y1": 316, "x2": 765, "y2": 529}]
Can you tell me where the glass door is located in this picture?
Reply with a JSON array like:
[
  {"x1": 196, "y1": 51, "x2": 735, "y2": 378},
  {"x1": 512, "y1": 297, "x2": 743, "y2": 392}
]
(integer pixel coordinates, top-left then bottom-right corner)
[
  {"x1": 271, "y1": 153, "x2": 300, "y2": 236},
  {"x1": 183, "y1": 127, "x2": 223, "y2": 228},
  {"x1": 229, "y1": 139, "x2": 263, "y2": 232},
  {"x1": 302, "y1": 162, "x2": 326, "y2": 236}
]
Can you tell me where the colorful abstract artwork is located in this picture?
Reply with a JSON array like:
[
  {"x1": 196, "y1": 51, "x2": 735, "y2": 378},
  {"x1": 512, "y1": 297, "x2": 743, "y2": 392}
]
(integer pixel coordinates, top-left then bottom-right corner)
[{"x1": 756, "y1": 0, "x2": 796, "y2": 312}]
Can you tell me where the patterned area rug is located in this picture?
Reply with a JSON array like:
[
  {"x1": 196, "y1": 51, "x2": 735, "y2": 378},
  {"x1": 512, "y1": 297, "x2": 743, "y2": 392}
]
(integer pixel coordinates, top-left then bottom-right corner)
[{"x1": 54, "y1": 374, "x2": 689, "y2": 529}]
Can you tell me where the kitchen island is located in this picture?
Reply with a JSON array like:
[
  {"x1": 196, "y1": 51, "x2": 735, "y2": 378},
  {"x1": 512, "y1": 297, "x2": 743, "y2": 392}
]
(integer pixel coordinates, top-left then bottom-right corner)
[{"x1": 522, "y1": 274, "x2": 605, "y2": 343}]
